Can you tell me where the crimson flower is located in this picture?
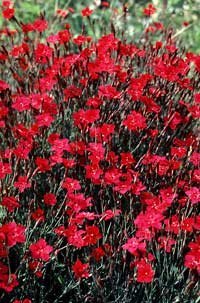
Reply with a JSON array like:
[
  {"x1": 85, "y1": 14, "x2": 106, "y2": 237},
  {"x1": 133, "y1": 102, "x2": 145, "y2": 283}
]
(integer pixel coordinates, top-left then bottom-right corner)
[
  {"x1": 29, "y1": 260, "x2": 43, "y2": 278},
  {"x1": 64, "y1": 85, "x2": 82, "y2": 101},
  {"x1": 0, "y1": 162, "x2": 12, "y2": 179},
  {"x1": 0, "y1": 273, "x2": 18, "y2": 292},
  {"x1": 29, "y1": 239, "x2": 53, "y2": 262},
  {"x1": 73, "y1": 109, "x2": 100, "y2": 129},
  {"x1": 12, "y1": 299, "x2": 32, "y2": 303},
  {"x1": 185, "y1": 187, "x2": 200, "y2": 204},
  {"x1": 0, "y1": 79, "x2": 9, "y2": 91},
  {"x1": 184, "y1": 237, "x2": 200, "y2": 273},
  {"x1": 72, "y1": 259, "x2": 90, "y2": 279},
  {"x1": 2, "y1": 7, "x2": 15, "y2": 19},
  {"x1": 67, "y1": 228, "x2": 86, "y2": 248},
  {"x1": 35, "y1": 113, "x2": 54, "y2": 127},
  {"x1": 158, "y1": 236, "x2": 176, "y2": 253},
  {"x1": 14, "y1": 176, "x2": 31, "y2": 193},
  {"x1": 136, "y1": 259, "x2": 155, "y2": 283},
  {"x1": 89, "y1": 123, "x2": 115, "y2": 142},
  {"x1": 12, "y1": 95, "x2": 31, "y2": 112},
  {"x1": 0, "y1": 222, "x2": 26, "y2": 247},
  {"x1": 62, "y1": 177, "x2": 82, "y2": 193},
  {"x1": 58, "y1": 29, "x2": 71, "y2": 44},
  {"x1": 35, "y1": 157, "x2": 51, "y2": 172},
  {"x1": 31, "y1": 208, "x2": 45, "y2": 222},
  {"x1": 32, "y1": 18, "x2": 48, "y2": 32},
  {"x1": 91, "y1": 247, "x2": 105, "y2": 261},
  {"x1": 81, "y1": 7, "x2": 93, "y2": 17},
  {"x1": 83, "y1": 225, "x2": 102, "y2": 245},
  {"x1": 122, "y1": 237, "x2": 146, "y2": 256},
  {"x1": 1, "y1": 196, "x2": 20, "y2": 212},
  {"x1": 43, "y1": 193, "x2": 57, "y2": 206},
  {"x1": 66, "y1": 193, "x2": 92, "y2": 213},
  {"x1": 143, "y1": 4, "x2": 156, "y2": 16},
  {"x1": 34, "y1": 43, "x2": 53, "y2": 64},
  {"x1": 122, "y1": 110, "x2": 146, "y2": 132},
  {"x1": 101, "y1": 209, "x2": 121, "y2": 221}
]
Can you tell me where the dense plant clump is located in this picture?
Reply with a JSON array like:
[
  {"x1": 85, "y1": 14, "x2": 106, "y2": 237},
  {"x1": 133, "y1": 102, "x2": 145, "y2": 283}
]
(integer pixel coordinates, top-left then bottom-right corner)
[{"x1": 0, "y1": 2, "x2": 199, "y2": 303}]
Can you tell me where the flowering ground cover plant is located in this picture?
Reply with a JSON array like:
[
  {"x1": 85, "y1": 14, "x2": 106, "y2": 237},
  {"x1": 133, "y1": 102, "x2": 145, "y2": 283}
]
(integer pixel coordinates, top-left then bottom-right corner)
[{"x1": 0, "y1": 1, "x2": 199, "y2": 302}]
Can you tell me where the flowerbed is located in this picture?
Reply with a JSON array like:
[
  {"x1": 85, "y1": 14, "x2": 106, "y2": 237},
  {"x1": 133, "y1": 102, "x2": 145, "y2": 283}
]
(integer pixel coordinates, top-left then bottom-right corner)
[{"x1": 0, "y1": 2, "x2": 199, "y2": 302}]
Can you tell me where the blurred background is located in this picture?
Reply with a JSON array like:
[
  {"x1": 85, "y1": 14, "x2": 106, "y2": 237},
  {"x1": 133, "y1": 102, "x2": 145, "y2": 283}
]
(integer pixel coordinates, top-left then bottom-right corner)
[{"x1": 0, "y1": 0, "x2": 200, "y2": 52}]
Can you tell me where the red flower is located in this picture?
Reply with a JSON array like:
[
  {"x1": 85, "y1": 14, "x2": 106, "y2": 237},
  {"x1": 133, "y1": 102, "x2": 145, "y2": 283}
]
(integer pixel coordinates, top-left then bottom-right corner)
[
  {"x1": 58, "y1": 29, "x2": 71, "y2": 44},
  {"x1": 73, "y1": 109, "x2": 100, "y2": 129},
  {"x1": 31, "y1": 208, "x2": 45, "y2": 222},
  {"x1": 98, "y1": 85, "x2": 120, "y2": 99},
  {"x1": 86, "y1": 96, "x2": 102, "y2": 108},
  {"x1": 143, "y1": 4, "x2": 156, "y2": 16},
  {"x1": 136, "y1": 259, "x2": 155, "y2": 283},
  {"x1": 0, "y1": 79, "x2": 9, "y2": 91},
  {"x1": 34, "y1": 43, "x2": 53, "y2": 64},
  {"x1": 0, "y1": 273, "x2": 18, "y2": 292},
  {"x1": 122, "y1": 237, "x2": 146, "y2": 256},
  {"x1": 14, "y1": 176, "x2": 31, "y2": 193},
  {"x1": 33, "y1": 18, "x2": 48, "y2": 32},
  {"x1": 184, "y1": 238, "x2": 200, "y2": 273},
  {"x1": 43, "y1": 193, "x2": 57, "y2": 206},
  {"x1": 56, "y1": 9, "x2": 69, "y2": 18},
  {"x1": 2, "y1": 1, "x2": 12, "y2": 7},
  {"x1": 134, "y1": 210, "x2": 164, "y2": 230},
  {"x1": 158, "y1": 236, "x2": 176, "y2": 253},
  {"x1": 29, "y1": 260, "x2": 43, "y2": 278},
  {"x1": 2, "y1": 7, "x2": 15, "y2": 19},
  {"x1": 35, "y1": 113, "x2": 54, "y2": 127},
  {"x1": 114, "y1": 172, "x2": 133, "y2": 194},
  {"x1": 0, "y1": 162, "x2": 12, "y2": 179},
  {"x1": 101, "y1": 1, "x2": 110, "y2": 7},
  {"x1": 180, "y1": 217, "x2": 195, "y2": 232},
  {"x1": 89, "y1": 123, "x2": 115, "y2": 142},
  {"x1": 62, "y1": 177, "x2": 82, "y2": 193},
  {"x1": 164, "y1": 215, "x2": 180, "y2": 234},
  {"x1": 185, "y1": 187, "x2": 200, "y2": 205},
  {"x1": 91, "y1": 247, "x2": 105, "y2": 261},
  {"x1": 190, "y1": 152, "x2": 200, "y2": 167},
  {"x1": 67, "y1": 227, "x2": 86, "y2": 248},
  {"x1": 29, "y1": 239, "x2": 53, "y2": 262},
  {"x1": 66, "y1": 193, "x2": 92, "y2": 213},
  {"x1": 12, "y1": 95, "x2": 31, "y2": 112},
  {"x1": 0, "y1": 222, "x2": 26, "y2": 247},
  {"x1": 159, "y1": 187, "x2": 177, "y2": 206},
  {"x1": 73, "y1": 35, "x2": 91, "y2": 46},
  {"x1": 85, "y1": 164, "x2": 103, "y2": 185},
  {"x1": 35, "y1": 157, "x2": 51, "y2": 172},
  {"x1": 84, "y1": 225, "x2": 102, "y2": 245},
  {"x1": 64, "y1": 85, "x2": 82, "y2": 101},
  {"x1": 1, "y1": 196, "x2": 20, "y2": 213},
  {"x1": 101, "y1": 209, "x2": 121, "y2": 221},
  {"x1": 170, "y1": 147, "x2": 187, "y2": 158},
  {"x1": 81, "y1": 7, "x2": 93, "y2": 17},
  {"x1": 122, "y1": 110, "x2": 146, "y2": 132},
  {"x1": 72, "y1": 259, "x2": 90, "y2": 279},
  {"x1": 13, "y1": 299, "x2": 32, "y2": 303},
  {"x1": 71, "y1": 212, "x2": 97, "y2": 225}
]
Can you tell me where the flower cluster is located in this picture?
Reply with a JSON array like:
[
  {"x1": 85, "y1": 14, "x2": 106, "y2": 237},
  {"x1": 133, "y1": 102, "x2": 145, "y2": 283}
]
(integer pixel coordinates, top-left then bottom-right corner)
[{"x1": 0, "y1": 2, "x2": 199, "y2": 302}]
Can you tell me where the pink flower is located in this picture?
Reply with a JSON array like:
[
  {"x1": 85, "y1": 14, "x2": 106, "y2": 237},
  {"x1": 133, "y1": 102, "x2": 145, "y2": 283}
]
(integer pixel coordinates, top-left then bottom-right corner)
[{"x1": 185, "y1": 187, "x2": 200, "y2": 204}]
